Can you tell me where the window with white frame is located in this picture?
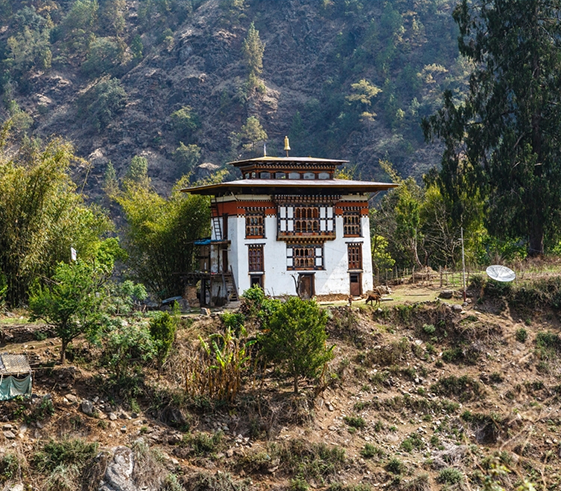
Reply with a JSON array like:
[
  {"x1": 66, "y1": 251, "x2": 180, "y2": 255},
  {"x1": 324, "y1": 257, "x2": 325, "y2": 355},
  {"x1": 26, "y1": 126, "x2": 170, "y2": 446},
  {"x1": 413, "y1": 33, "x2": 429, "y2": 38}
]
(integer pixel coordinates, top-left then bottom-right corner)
[
  {"x1": 287, "y1": 244, "x2": 324, "y2": 270},
  {"x1": 278, "y1": 205, "x2": 334, "y2": 236}
]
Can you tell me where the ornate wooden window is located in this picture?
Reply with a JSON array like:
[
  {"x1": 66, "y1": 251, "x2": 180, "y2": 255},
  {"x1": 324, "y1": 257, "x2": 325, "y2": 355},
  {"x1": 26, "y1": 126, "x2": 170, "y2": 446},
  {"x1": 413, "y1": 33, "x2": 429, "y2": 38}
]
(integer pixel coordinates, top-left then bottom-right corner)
[
  {"x1": 287, "y1": 244, "x2": 324, "y2": 270},
  {"x1": 278, "y1": 205, "x2": 334, "y2": 238},
  {"x1": 343, "y1": 211, "x2": 361, "y2": 236},
  {"x1": 348, "y1": 243, "x2": 363, "y2": 270},
  {"x1": 248, "y1": 245, "x2": 264, "y2": 272},
  {"x1": 245, "y1": 208, "x2": 265, "y2": 238}
]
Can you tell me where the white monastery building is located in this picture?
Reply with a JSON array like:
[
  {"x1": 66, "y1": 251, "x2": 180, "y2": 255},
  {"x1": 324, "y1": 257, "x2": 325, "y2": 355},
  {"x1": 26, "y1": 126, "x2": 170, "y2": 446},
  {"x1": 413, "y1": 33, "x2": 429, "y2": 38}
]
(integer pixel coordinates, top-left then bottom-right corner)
[{"x1": 183, "y1": 142, "x2": 397, "y2": 306}]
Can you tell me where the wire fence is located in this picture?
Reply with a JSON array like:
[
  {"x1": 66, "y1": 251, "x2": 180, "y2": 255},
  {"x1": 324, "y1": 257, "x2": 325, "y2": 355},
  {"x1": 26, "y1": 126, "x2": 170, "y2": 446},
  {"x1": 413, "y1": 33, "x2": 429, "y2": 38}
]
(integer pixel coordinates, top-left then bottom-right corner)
[{"x1": 375, "y1": 261, "x2": 561, "y2": 290}]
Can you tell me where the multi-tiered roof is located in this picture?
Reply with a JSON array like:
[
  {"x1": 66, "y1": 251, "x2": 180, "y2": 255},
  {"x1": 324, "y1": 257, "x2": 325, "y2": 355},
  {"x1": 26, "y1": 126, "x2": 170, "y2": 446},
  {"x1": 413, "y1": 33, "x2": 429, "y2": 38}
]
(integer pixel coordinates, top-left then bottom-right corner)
[{"x1": 183, "y1": 156, "x2": 397, "y2": 196}]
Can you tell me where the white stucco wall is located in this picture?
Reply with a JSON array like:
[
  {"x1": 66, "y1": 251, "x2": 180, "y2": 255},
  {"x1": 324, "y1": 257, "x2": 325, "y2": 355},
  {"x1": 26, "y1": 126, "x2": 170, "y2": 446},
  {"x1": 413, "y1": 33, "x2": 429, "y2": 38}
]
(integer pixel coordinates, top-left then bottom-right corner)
[
  {"x1": 215, "y1": 193, "x2": 374, "y2": 298},
  {"x1": 230, "y1": 214, "x2": 373, "y2": 297}
]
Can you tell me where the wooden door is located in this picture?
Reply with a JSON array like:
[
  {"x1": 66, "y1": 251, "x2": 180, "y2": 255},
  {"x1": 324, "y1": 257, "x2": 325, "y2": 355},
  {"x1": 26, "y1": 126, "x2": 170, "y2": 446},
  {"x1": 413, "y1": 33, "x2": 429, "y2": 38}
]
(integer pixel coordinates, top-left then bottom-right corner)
[
  {"x1": 299, "y1": 274, "x2": 314, "y2": 299},
  {"x1": 350, "y1": 273, "x2": 361, "y2": 296}
]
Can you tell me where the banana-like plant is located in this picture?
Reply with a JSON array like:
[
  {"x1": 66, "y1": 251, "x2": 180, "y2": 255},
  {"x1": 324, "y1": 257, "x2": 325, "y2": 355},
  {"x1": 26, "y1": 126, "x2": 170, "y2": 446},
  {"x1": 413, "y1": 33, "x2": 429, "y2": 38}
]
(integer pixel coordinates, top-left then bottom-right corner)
[{"x1": 185, "y1": 326, "x2": 255, "y2": 402}]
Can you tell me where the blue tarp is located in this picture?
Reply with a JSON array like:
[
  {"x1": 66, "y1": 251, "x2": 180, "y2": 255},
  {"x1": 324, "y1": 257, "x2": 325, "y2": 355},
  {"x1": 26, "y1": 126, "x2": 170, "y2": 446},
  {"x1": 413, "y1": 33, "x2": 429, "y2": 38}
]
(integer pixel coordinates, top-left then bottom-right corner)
[{"x1": 0, "y1": 374, "x2": 32, "y2": 401}]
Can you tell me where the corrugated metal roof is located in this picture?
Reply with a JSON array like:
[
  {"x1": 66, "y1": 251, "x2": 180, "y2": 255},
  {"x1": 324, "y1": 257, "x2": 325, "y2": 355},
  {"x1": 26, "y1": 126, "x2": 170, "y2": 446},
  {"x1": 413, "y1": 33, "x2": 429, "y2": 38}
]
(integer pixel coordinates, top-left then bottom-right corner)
[
  {"x1": 0, "y1": 354, "x2": 31, "y2": 375},
  {"x1": 182, "y1": 178, "x2": 398, "y2": 195}
]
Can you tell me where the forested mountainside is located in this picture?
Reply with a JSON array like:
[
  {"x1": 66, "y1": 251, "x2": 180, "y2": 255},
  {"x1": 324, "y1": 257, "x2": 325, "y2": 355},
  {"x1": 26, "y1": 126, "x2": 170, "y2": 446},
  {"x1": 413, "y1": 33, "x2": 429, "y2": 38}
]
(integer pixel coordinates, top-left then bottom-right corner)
[{"x1": 0, "y1": 0, "x2": 465, "y2": 195}]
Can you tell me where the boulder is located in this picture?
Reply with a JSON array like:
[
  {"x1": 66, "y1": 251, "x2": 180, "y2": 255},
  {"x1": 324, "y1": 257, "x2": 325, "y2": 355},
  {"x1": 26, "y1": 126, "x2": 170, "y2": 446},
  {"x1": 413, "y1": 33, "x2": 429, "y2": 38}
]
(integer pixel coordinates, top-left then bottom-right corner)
[
  {"x1": 438, "y1": 290, "x2": 454, "y2": 299},
  {"x1": 81, "y1": 399, "x2": 95, "y2": 416},
  {"x1": 99, "y1": 447, "x2": 136, "y2": 491}
]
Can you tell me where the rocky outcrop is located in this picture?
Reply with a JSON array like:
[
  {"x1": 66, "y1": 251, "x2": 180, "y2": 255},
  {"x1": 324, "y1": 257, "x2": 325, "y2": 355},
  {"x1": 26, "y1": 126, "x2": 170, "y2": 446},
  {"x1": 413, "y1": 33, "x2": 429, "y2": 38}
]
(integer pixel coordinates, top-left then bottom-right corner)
[{"x1": 99, "y1": 447, "x2": 136, "y2": 491}]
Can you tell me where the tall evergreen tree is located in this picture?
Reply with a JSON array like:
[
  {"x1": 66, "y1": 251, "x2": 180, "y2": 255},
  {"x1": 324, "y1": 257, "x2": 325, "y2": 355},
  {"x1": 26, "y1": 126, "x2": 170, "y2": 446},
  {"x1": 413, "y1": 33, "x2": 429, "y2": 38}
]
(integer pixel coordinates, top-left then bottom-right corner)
[{"x1": 423, "y1": 0, "x2": 561, "y2": 255}]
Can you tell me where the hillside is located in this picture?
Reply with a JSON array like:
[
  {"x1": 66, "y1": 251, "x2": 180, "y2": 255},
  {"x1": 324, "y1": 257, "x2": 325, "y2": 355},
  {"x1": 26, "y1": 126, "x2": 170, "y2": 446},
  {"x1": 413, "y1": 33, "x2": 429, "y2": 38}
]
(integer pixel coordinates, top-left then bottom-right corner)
[
  {"x1": 0, "y1": 0, "x2": 465, "y2": 197},
  {"x1": 1, "y1": 278, "x2": 561, "y2": 489}
]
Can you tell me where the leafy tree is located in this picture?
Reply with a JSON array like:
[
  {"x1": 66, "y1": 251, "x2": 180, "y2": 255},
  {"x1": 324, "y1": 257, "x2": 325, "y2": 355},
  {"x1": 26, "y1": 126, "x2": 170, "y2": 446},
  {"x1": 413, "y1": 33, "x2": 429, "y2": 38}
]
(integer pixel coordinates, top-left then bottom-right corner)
[
  {"x1": 125, "y1": 155, "x2": 149, "y2": 184},
  {"x1": 99, "y1": 0, "x2": 126, "y2": 35},
  {"x1": 371, "y1": 235, "x2": 395, "y2": 277},
  {"x1": 116, "y1": 175, "x2": 210, "y2": 298},
  {"x1": 0, "y1": 129, "x2": 111, "y2": 305},
  {"x1": 376, "y1": 161, "x2": 424, "y2": 268},
  {"x1": 29, "y1": 259, "x2": 110, "y2": 363},
  {"x1": 346, "y1": 79, "x2": 382, "y2": 105},
  {"x1": 81, "y1": 37, "x2": 123, "y2": 76},
  {"x1": 130, "y1": 34, "x2": 143, "y2": 60},
  {"x1": 173, "y1": 142, "x2": 201, "y2": 176},
  {"x1": 5, "y1": 25, "x2": 52, "y2": 80},
  {"x1": 236, "y1": 116, "x2": 267, "y2": 153},
  {"x1": 107, "y1": 280, "x2": 147, "y2": 316},
  {"x1": 58, "y1": 0, "x2": 99, "y2": 54},
  {"x1": 260, "y1": 297, "x2": 334, "y2": 394},
  {"x1": 242, "y1": 22, "x2": 265, "y2": 88},
  {"x1": 423, "y1": 0, "x2": 561, "y2": 255},
  {"x1": 103, "y1": 161, "x2": 119, "y2": 196},
  {"x1": 170, "y1": 106, "x2": 200, "y2": 140},
  {"x1": 78, "y1": 77, "x2": 127, "y2": 131}
]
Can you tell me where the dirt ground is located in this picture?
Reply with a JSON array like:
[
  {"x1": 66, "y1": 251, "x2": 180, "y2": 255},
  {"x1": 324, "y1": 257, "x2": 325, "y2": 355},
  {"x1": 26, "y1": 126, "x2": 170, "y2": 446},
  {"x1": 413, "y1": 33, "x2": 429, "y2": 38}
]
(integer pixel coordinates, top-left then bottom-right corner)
[{"x1": 1, "y1": 280, "x2": 561, "y2": 489}]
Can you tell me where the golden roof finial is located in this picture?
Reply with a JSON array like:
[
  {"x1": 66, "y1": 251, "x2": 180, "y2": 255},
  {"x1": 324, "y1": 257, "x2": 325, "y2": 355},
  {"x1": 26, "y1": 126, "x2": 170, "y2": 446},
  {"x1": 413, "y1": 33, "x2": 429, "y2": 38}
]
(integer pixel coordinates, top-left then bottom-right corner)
[{"x1": 284, "y1": 136, "x2": 291, "y2": 157}]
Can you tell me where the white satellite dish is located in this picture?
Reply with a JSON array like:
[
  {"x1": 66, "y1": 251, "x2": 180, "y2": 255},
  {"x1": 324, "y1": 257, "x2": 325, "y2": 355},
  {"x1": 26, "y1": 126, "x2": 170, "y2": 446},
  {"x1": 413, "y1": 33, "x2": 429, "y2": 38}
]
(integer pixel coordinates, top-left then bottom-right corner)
[{"x1": 486, "y1": 265, "x2": 516, "y2": 282}]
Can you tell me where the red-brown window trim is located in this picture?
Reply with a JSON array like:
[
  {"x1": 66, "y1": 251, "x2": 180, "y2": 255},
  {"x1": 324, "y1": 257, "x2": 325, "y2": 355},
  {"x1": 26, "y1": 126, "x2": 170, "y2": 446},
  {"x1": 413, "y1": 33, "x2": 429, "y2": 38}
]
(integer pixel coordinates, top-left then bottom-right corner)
[
  {"x1": 248, "y1": 244, "x2": 264, "y2": 272},
  {"x1": 347, "y1": 243, "x2": 363, "y2": 270}
]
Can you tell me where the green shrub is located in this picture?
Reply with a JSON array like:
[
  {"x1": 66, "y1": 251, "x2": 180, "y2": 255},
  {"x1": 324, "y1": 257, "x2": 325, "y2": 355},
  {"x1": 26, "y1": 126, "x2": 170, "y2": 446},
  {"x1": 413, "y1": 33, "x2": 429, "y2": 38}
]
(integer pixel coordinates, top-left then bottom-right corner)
[
  {"x1": 386, "y1": 457, "x2": 405, "y2": 475},
  {"x1": 290, "y1": 478, "x2": 310, "y2": 491},
  {"x1": 260, "y1": 297, "x2": 333, "y2": 393},
  {"x1": 441, "y1": 347, "x2": 463, "y2": 363},
  {"x1": 173, "y1": 142, "x2": 202, "y2": 176},
  {"x1": 33, "y1": 439, "x2": 98, "y2": 472},
  {"x1": 104, "y1": 322, "x2": 157, "y2": 380},
  {"x1": 0, "y1": 452, "x2": 24, "y2": 480},
  {"x1": 360, "y1": 443, "x2": 384, "y2": 459},
  {"x1": 516, "y1": 327, "x2": 528, "y2": 343},
  {"x1": 489, "y1": 372, "x2": 504, "y2": 384},
  {"x1": 535, "y1": 331, "x2": 561, "y2": 359},
  {"x1": 431, "y1": 375, "x2": 485, "y2": 402},
  {"x1": 400, "y1": 432, "x2": 424, "y2": 452},
  {"x1": 149, "y1": 311, "x2": 178, "y2": 365},
  {"x1": 343, "y1": 415, "x2": 365, "y2": 429},
  {"x1": 422, "y1": 324, "x2": 435, "y2": 335},
  {"x1": 370, "y1": 337, "x2": 409, "y2": 366},
  {"x1": 185, "y1": 327, "x2": 252, "y2": 403},
  {"x1": 221, "y1": 312, "x2": 245, "y2": 335},
  {"x1": 437, "y1": 468, "x2": 463, "y2": 484},
  {"x1": 186, "y1": 431, "x2": 224, "y2": 456},
  {"x1": 271, "y1": 439, "x2": 345, "y2": 481}
]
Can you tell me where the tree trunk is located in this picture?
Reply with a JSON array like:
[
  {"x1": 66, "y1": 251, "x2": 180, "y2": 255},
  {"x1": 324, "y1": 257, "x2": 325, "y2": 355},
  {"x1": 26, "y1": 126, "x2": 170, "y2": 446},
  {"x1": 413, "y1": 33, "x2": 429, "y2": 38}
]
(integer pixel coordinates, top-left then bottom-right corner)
[
  {"x1": 293, "y1": 374, "x2": 299, "y2": 394},
  {"x1": 528, "y1": 232, "x2": 544, "y2": 256},
  {"x1": 60, "y1": 339, "x2": 67, "y2": 364},
  {"x1": 528, "y1": 216, "x2": 544, "y2": 256}
]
